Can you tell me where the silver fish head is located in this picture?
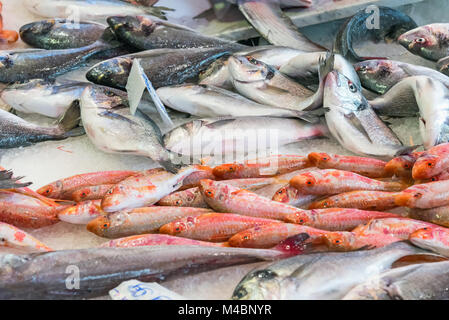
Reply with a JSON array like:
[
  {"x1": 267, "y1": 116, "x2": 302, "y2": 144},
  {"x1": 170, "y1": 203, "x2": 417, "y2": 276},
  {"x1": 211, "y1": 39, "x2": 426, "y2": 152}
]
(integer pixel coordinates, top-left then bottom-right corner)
[
  {"x1": 232, "y1": 269, "x2": 281, "y2": 300},
  {"x1": 228, "y1": 55, "x2": 273, "y2": 83},
  {"x1": 86, "y1": 57, "x2": 133, "y2": 89},
  {"x1": 84, "y1": 85, "x2": 128, "y2": 110},
  {"x1": 107, "y1": 15, "x2": 156, "y2": 37},
  {"x1": 324, "y1": 70, "x2": 365, "y2": 112},
  {"x1": 19, "y1": 19, "x2": 56, "y2": 40},
  {"x1": 354, "y1": 59, "x2": 395, "y2": 81},
  {"x1": 398, "y1": 24, "x2": 446, "y2": 61}
]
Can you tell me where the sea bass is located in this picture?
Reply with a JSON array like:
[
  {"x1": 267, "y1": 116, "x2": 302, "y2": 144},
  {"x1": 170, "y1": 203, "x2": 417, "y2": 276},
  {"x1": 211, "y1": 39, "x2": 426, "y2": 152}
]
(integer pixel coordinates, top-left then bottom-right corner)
[{"x1": 0, "y1": 222, "x2": 52, "y2": 252}]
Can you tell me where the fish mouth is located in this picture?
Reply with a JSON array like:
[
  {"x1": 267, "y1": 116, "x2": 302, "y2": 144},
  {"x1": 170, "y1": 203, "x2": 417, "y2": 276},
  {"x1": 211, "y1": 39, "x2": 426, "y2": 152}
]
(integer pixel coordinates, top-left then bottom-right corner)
[
  {"x1": 397, "y1": 34, "x2": 412, "y2": 48},
  {"x1": 394, "y1": 192, "x2": 413, "y2": 207}
]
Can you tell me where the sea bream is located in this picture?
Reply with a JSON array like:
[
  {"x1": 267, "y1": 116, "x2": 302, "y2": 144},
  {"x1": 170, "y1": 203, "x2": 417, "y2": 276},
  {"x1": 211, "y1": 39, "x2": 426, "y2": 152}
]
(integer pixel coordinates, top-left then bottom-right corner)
[
  {"x1": 80, "y1": 85, "x2": 180, "y2": 173},
  {"x1": 323, "y1": 70, "x2": 408, "y2": 158}
]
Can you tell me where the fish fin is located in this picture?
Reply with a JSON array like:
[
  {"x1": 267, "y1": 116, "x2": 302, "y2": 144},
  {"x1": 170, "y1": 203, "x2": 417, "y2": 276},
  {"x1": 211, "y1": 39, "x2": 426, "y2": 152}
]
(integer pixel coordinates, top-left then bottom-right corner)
[
  {"x1": 158, "y1": 159, "x2": 183, "y2": 174},
  {"x1": 394, "y1": 145, "x2": 421, "y2": 156},
  {"x1": 344, "y1": 112, "x2": 373, "y2": 143},
  {"x1": 142, "y1": 6, "x2": 175, "y2": 20},
  {"x1": 318, "y1": 51, "x2": 335, "y2": 83},
  {"x1": 259, "y1": 84, "x2": 292, "y2": 95},
  {"x1": 273, "y1": 233, "x2": 311, "y2": 256},
  {"x1": 295, "y1": 112, "x2": 321, "y2": 124},
  {"x1": 57, "y1": 100, "x2": 82, "y2": 133}
]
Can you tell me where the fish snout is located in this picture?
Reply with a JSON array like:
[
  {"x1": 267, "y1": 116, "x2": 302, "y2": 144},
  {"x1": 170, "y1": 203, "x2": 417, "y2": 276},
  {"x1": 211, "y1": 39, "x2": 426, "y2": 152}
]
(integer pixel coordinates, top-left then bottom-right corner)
[
  {"x1": 394, "y1": 191, "x2": 416, "y2": 207},
  {"x1": 86, "y1": 215, "x2": 110, "y2": 236},
  {"x1": 410, "y1": 227, "x2": 434, "y2": 240}
]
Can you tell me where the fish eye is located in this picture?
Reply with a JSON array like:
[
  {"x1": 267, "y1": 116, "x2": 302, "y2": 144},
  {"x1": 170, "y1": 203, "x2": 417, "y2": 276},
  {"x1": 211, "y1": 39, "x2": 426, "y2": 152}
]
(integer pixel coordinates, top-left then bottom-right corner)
[
  {"x1": 228, "y1": 166, "x2": 235, "y2": 172},
  {"x1": 348, "y1": 81, "x2": 357, "y2": 92},
  {"x1": 306, "y1": 180, "x2": 313, "y2": 185},
  {"x1": 204, "y1": 189, "x2": 215, "y2": 197},
  {"x1": 0, "y1": 238, "x2": 5, "y2": 243},
  {"x1": 415, "y1": 38, "x2": 426, "y2": 44},
  {"x1": 243, "y1": 235, "x2": 250, "y2": 240},
  {"x1": 334, "y1": 239, "x2": 341, "y2": 244},
  {"x1": 102, "y1": 222, "x2": 110, "y2": 229},
  {"x1": 175, "y1": 199, "x2": 183, "y2": 205},
  {"x1": 404, "y1": 164, "x2": 409, "y2": 168},
  {"x1": 234, "y1": 287, "x2": 248, "y2": 299},
  {"x1": 323, "y1": 202, "x2": 328, "y2": 207},
  {"x1": 413, "y1": 192, "x2": 423, "y2": 198},
  {"x1": 427, "y1": 162, "x2": 434, "y2": 167},
  {"x1": 299, "y1": 219, "x2": 305, "y2": 223}
]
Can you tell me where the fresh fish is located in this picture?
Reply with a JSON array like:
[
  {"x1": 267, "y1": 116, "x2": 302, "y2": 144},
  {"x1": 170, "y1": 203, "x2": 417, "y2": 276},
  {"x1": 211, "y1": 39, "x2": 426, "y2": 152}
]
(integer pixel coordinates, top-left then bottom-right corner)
[
  {"x1": 80, "y1": 85, "x2": 180, "y2": 173},
  {"x1": 101, "y1": 167, "x2": 200, "y2": 212},
  {"x1": 438, "y1": 56, "x2": 449, "y2": 76},
  {"x1": 323, "y1": 231, "x2": 402, "y2": 251},
  {"x1": 199, "y1": 179, "x2": 309, "y2": 221},
  {"x1": 71, "y1": 184, "x2": 115, "y2": 202},
  {"x1": 412, "y1": 143, "x2": 449, "y2": 179},
  {"x1": 0, "y1": 245, "x2": 283, "y2": 299},
  {"x1": 24, "y1": 0, "x2": 172, "y2": 21},
  {"x1": 228, "y1": 222, "x2": 328, "y2": 248},
  {"x1": 232, "y1": 242, "x2": 432, "y2": 300},
  {"x1": 87, "y1": 206, "x2": 212, "y2": 238},
  {"x1": 159, "y1": 212, "x2": 280, "y2": 242},
  {"x1": 395, "y1": 180, "x2": 449, "y2": 209},
  {"x1": 1, "y1": 79, "x2": 89, "y2": 118},
  {"x1": 86, "y1": 47, "x2": 233, "y2": 90},
  {"x1": 179, "y1": 165, "x2": 215, "y2": 190},
  {"x1": 108, "y1": 15, "x2": 245, "y2": 51},
  {"x1": 100, "y1": 234, "x2": 228, "y2": 248},
  {"x1": 307, "y1": 191, "x2": 398, "y2": 212},
  {"x1": 323, "y1": 70, "x2": 408, "y2": 158},
  {"x1": 271, "y1": 185, "x2": 319, "y2": 208},
  {"x1": 58, "y1": 199, "x2": 104, "y2": 225},
  {"x1": 398, "y1": 23, "x2": 449, "y2": 61},
  {"x1": 0, "y1": 170, "x2": 32, "y2": 190},
  {"x1": 354, "y1": 59, "x2": 449, "y2": 95},
  {"x1": 289, "y1": 169, "x2": 406, "y2": 195},
  {"x1": 0, "y1": 222, "x2": 52, "y2": 252},
  {"x1": 163, "y1": 117, "x2": 327, "y2": 157},
  {"x1": 408, "y1": 206, "x2": 449, "y2": 227},
  {"x1": 0, "y1": 102, "x2": 83, "y2": 149},
  {"x1": 384, "y1": 151, "x2": 424, "y2": 179},
  {"x1": 352, "y1": 217, "x2": 439, "y2": 240},
  {"x1": 343, "y1": 260, "x2": 449, "y2": 300},
  {"x1": 20, "y1": 19, "x2": 106, "y2": 49},
  {"x1": 212, "y1": 155, "x2": 310, "y2": 180},
  {"x1": 37, "y1": 170, "x2": 136, "y2": 200},
  {"x1": 409, "y1": 227, "x2": 449, "y2": 257},
  {"x1": 307, "y1": 152, "x2": 389, "y2": 178},
  {"x1": 285, "y1": 208, "x2": 399, "y2": 231},
  {"x1": 234, "y1": 0, "x2": 324, "y2": 51},
  {"x1": 334, "y1": 6, "x2": 417, "y2": 62}
]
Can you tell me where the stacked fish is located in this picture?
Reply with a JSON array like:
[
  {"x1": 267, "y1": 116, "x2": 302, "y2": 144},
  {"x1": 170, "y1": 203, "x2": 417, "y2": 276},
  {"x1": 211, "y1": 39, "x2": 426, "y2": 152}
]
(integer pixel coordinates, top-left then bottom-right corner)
[{"x1": 0, "y1": 0, "x2": 449, "y2": 300}]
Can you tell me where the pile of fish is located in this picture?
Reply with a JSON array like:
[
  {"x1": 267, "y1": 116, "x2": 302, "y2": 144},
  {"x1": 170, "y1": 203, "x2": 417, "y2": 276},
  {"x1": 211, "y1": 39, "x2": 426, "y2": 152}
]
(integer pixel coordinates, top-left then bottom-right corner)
[{"x1": 0, "y1": 0, "x2": 449, "y2": 300}]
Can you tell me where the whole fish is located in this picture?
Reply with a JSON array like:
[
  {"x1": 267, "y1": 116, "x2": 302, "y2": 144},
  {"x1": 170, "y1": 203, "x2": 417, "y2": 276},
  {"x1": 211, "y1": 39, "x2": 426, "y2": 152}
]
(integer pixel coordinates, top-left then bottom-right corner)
[
  {"x1": 228, "y1": 222, "x2": 328, "y2": 248},
  {"x1": 58, "y1": 199, "x2": 104, "y2": 225},
  {"x1": 0, "y1": 222, "x2": 52, "y2": 252},
  {"x1": 285, "y1": 208, "x2": 399, "y2": 231},
  {"x1": 384, "y1": 151, "x2": 424, "y2": 179},
  {"x1": 101, "y1": 167, "x2": 200, "y2": 212},
  {"x1": 20, "y1": 19, "x2": 106, "y2": 49},
  {"x1": 234, "y1": 0, "x2": 324, "y2": 51},
  {"x1": 212, "y1": 155, "x2": 310, "y2": 180},
  {"x1": 307, "y1": 152, "x2": 389, "y2": 178},
  {"x1": 163, "y1": 117, "x2": 327, "y2": 157},
  {"x1": 86, "y1": 47, "x2": 233, "y2": 90},
  {"x1": 1, "y1": 79, "x2": 89, "y2": 118},
  {"x1": 409, "y1": 227, "x2": 449, "y2": 257},
  {"x1": 24, "y1": 0, "x2": 172, "y2": 21},
  {"x1": 307, "y1": 191, "x2": 398, "y2": 211},
  {"x1": 71, "y1": 184, "x2": 115, "y2": 202},
  {"x1": 199, "y1": 179, "x2": 308, "y2": 221},
  {"x1": 395, "y1": 180, "x2": 449, "y2": 209},
  {"x1": 108, "y1": 15, "x2": 245, "y2": 51},
  {"x1": 438, "y1": 56, "x2": 449, "y2": 76},
  {"x1": 354, "y1": 59, "x2": 449, "y2": 95},
  {"x1": 0, "y1": 102, "x2": 83, "y2": 149},
  {"x1": 323, "y1": 231, "x2": 402, "y2": 251},
  {"x1": 156, "y1": 84, "x2": 308, "y2": 119},
  {"x1": 80, "y1": 85, "x2": 180, "y2": 173},
  {"x1": 100, "y1": 234, "x2": 227, "y2": 248},
  {"x1": 271, "y1": 185, "x2": 319, "y2": 208},
  {"x1": 323, "y1": 70, "x2": 408, "y2": 158},
  {"x1": 398, "y1": 23, "x2": 449, "y2": 61},
  {"x1": 159, "y1": 213, "x2": 280, "y2": 242},
  {"x1": 289, "y1": 169, "x2": 406, "y2": 195},
  {"x1": 334, "y1": 6, "x2": 417, "y2": 62},
  {"x1": 412, "y1": 143, "x2": 449, "y2": 179},
  {"x1": 352, "y1": 217, "x2": 439, "y2": 240},
  {"x1": 37, "y1": 170, "x2": 136, "y2": 200},
  {"x1": 408, "y1": 206, "x2": 449, "y2": 227},
  {"x1": 0, "y1": 245, "x2": 283, "y2": 299},
  {"x1": 87, "y1": 206, "x2": 212, "y2": 238},
  {"x1": 0, "y1": 170, "x2": 32, "y2": 190},
  {"x1": 232, "y1": 242, "x2": 432, "y2": 300},
  {"x1": 343, "y1": 260, "x2": 449, "y2": 300}
]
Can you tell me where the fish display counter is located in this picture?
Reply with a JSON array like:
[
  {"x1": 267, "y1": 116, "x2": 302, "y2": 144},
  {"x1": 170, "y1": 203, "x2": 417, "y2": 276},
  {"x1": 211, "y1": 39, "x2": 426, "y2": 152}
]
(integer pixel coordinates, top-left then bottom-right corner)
[{"x1": 0, "y1": 0, "x2": 449, "y2": 300}]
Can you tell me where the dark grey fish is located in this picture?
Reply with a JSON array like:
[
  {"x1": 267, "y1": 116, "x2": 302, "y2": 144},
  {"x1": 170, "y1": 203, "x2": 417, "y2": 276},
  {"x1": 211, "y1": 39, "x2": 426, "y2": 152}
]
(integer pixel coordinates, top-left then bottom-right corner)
[
  {"x1": 334, "y1": 6, "x2": 417, "y2": 62},
  {"x1": 0, "y1": 170, "x2": 32, "y2": 189},
  {"x1": 107, "y1": 15, "x2": 246, "y2": 51},
  {"x1": 0, "y1": 245, "x2": 282, "y2": 299},
  {"x1": 438, "y1": 56, "x2": 449, "y2": 76},
  {"x1": 343, "y1": 261, "x2": 449, "y2": 300},
  {"x1": 0, "y1": 101, "x2": 84, "y2": 148},
  {"x1": 86, "y1": 47, "x2": 233, "y2": 90}
]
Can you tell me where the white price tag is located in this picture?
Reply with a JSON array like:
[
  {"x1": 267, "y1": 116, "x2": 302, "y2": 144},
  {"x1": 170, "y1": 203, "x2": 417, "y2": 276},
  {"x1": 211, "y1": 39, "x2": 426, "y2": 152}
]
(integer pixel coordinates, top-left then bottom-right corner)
[{"x1": 109, "y1": 280, "x2": 185, "y2": 300}]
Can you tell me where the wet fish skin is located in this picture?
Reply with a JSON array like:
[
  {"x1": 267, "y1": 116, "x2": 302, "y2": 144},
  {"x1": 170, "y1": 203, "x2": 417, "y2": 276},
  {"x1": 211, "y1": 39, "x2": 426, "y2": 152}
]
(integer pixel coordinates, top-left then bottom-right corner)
[
  {"x1": 343, "y1": 260, "x2": 449, "y2": 300},
  {"x1": 0, "y1": 244, "x2": 282, "y2": 299},
  {"x1": 272, "y1": 185, "x2": 318, "y2": 208},
  {"x1": 307, "y1": 191, "x2": 398, "y2": 211},
  {"x1": 87, "y1": 206, "x2": 212, "y2": 238},
  {"x1": 159, "y1": 212, "x2": 280, "y2": 242},
  {"x1": 395, "y1": 180, "x2": 449, "y2": 209},
  {"x1": 290, "y1": 169, "x2": 406, "y2": 195},
  {"x1": 0, "y1": 222, "x2": 52, "y2": 252},
  {"x1": 307, "y1": 152, "x2": 389, "y2": 178},
  {"x1": 232, "y1": 242, "x2": 431, "y2": 300},
  {"x1": 384, "y1": 151, "x2": 424, "y2": 179},
  {"x1": 86, "y1": 48, "x2": 232, "y2": 90},
  {"x1": 334, "y1": 6, "x2": 417, "y2": 62},
  {"x1": 71, "y1": 184, "x2": 115, "y2": 202},
  {"x1": 58, "y1": 199, "x2": 104, "y2": 225},
  {"x1": 408, "y1": 206, "x2": 449, "y2": 228},
  {"x1": 398, "y1": 23, "x2": 449, "y2": 61},
  {"x1": 409, "y1": 227, "x2": 449, "y2": 257}
]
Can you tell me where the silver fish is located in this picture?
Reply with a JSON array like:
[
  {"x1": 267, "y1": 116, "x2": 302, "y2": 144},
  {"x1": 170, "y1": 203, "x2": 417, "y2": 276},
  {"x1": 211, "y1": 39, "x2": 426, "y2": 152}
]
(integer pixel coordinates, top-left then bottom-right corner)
[
  {"x1": 163, "y1": 117, "x2": 328, "y2": 157},
  {"x1": 343, "y1": 261, "x2": 449, "y2": 300},
  {"x1": 80, "y1": 85, "x2": 180, "y2": 173},
  {"x1": 0, "y1": 245, "x2": 282, "y2": 299},
  {"x1": 323, "y1": 70, "x2": 408, "y2": 158},
  {"x1": 232, "y1": 242, "x2": 440, "y2": 300},
  {"x1": 1, "y1": 79, "x2": 89, "y2": 118}
]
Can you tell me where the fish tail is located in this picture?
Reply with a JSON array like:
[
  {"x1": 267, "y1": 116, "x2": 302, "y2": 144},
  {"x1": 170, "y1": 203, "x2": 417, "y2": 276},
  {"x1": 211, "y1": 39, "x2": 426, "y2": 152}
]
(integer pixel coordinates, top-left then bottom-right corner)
[
  {"x1": 57, "y1": 100, "x2": 84, "y2": 137},
  {"x1": 159, "y1": 159, "x2": 183, "y2": 174}
]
